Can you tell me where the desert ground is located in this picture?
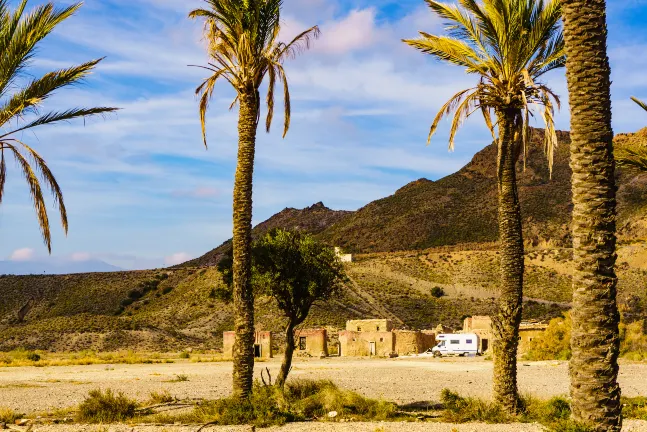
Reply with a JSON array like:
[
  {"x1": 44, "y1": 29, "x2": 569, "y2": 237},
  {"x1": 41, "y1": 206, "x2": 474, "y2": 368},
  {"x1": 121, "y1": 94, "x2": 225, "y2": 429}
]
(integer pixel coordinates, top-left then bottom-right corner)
[{"x1": 2, "y1": 357, "x2": 647, "y2": 431}]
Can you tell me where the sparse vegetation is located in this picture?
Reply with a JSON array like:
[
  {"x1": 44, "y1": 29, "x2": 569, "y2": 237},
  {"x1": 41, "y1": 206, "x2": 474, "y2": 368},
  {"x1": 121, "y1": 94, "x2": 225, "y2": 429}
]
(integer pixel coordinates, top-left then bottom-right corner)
[
  {"x1": 0, "y1": 407, "x2": 22, "y2": 424},
  {"x1": 76, "y1": 389, "x2": 138, "y2": 423},
  {"x1": 141, "y1": 379, "x2": 397, "y2": 427}
]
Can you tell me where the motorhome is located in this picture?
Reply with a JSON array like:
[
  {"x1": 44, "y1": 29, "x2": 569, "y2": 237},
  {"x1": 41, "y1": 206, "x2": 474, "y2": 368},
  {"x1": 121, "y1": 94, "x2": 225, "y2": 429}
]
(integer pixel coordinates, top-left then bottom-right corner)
[{"x1": 431, "y1": 333, "x2": 480, "y2": 357}]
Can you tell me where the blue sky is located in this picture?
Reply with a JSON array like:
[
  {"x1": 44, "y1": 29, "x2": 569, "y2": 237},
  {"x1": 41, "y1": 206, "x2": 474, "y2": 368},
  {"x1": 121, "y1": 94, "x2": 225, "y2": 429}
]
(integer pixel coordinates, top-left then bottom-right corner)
[{"x1": 1, "y1": 0, "x2": 646, "y2": 270}]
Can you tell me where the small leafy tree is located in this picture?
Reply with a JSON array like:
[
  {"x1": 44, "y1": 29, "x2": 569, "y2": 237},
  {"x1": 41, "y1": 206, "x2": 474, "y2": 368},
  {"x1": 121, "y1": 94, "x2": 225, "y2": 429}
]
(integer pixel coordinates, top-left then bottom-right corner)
[{"x1": 253, "y1": 229, "x2": 346, "y2": 387}]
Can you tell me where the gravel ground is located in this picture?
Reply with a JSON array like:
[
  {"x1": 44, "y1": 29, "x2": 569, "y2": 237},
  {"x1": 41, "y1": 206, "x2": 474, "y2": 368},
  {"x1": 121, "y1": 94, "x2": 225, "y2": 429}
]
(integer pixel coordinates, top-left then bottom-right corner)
[
  {"x1": 15, "y1": 421, "x2": 647, "y2": 431},
  {"x1": 1, "y1": 357, "x2": 647, "y2": 431}
]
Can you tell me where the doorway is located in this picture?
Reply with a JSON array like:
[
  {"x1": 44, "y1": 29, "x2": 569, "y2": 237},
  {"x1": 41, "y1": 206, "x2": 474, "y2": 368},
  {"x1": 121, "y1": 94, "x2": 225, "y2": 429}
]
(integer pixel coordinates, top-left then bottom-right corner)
[
  {"x1": 369, "y1": 341, "x2": 376, "y2": 356},
  {"x1": 254, "y1": 344, "x2": 262, "y2": 358},
  {"x1": 481, "y1": 339, "x2": 489, "y2": 353},
  {"x1": 299, "y1": 337, "x2": 307, "y2": 351}
]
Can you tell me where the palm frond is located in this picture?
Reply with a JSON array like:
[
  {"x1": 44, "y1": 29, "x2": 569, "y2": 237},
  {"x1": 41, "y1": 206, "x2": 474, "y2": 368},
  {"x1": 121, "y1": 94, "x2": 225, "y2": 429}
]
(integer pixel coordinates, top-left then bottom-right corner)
[
  {"x1": 5, "y1": 143, "x2": 52, "y2": 252},
  {"x1": 0, "y1": 107, "x2": 118, "y2": 139},
  {"x1": 0, "y1": 58, "x2": 105, "y2": 127},
  {"x1": 632, "y1": 97, "x2": 647, "y2": 112},
  {"x1": 190, "y1": 0, "x2": 316, "y2": 145},
  {"x1": 9, "y1": 138, "x2": 67, "y2": 233},
  {"x1": 617, "y1": 148, "x2": 647, "y2": 173},
  {"x1": 0, "y1": 148, "x2": 5, "y2": 204}
]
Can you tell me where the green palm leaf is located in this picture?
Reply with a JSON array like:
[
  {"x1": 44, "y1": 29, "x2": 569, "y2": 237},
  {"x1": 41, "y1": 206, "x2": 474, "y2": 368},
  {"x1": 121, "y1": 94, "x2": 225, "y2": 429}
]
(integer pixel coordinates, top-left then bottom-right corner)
[
  {"x1": 404, "y1": 0, "x2": 564, "y2": 176},
  {"x1": 0, "y1": 2, "x2": 118, "y2": 252},
  {"x1": 189, "y1": 0, "x2": 319, "y2": 147}
]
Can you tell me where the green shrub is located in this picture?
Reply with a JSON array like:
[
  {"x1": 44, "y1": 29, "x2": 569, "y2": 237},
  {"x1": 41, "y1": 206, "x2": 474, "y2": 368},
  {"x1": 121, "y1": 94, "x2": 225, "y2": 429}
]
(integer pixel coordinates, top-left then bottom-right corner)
[
  {"x1": 77, "y1": 389, "x2": 138, "y2": 423},
  {"x1": 178, "y1": 351, "x2": 190, "y2": 359},
  {"x1": 620, "y1": 321, "x2": 647, "y2": 360},
  {"x1": 440, "y1": 389, "x2": 508, "y2": 423},
  {"x1": 25, "y1": 351, "x2": 41, "y2": 362},
  {"x1": 622, "y1": 396, "x2": 647, "y2": 420},
  {"x1": 0, "y1": 407, "x2": 22, "y2": 424},
  {"x1": 430, "y1": 287, "x2": 445, "y2": 298},
  {"x1": 152, "y1": 380, "x2": 398, "y2": 427},
  {"x1": 523, "y1": 313, "x2": 572, "y2": 361}
]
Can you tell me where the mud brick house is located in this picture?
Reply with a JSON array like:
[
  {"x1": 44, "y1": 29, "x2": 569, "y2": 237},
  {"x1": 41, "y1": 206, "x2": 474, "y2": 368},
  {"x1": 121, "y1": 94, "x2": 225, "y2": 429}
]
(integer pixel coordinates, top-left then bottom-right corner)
[
  {"x1": 338, "y1": 319, "x2": 436, "y2": 357},
  {"x1": 295, "y1": 328, "x2": 328, "y2": 357},
  {"x1": 462, "y1": 316, "x2": 548, "y2": 353},
  {"x1": 223, "y1": 331, "x2": 273, "y2": 359}
]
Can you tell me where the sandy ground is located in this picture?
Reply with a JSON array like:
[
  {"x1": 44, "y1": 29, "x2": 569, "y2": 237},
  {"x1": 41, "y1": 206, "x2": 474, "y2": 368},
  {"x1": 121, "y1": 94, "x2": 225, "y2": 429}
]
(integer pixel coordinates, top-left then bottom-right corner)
[{"x1": 2, "y1": 357, "x2": 647, "y2": 430}]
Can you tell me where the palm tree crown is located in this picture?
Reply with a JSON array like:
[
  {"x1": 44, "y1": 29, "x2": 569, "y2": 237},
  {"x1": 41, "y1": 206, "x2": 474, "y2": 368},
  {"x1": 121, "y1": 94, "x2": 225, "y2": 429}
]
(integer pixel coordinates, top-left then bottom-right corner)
[
  {"x1": 616, "y1": 97, "x2": 647, "y2": 172},
  {"x1": 189, "y1": 0, "x2": 319, "y2": 146},
  {"x1": 404, "y1": 0, "x2": 564, "y2": 173},
  {"x1": 0, "y1": 0, "x2": 117, "y2": 252}
]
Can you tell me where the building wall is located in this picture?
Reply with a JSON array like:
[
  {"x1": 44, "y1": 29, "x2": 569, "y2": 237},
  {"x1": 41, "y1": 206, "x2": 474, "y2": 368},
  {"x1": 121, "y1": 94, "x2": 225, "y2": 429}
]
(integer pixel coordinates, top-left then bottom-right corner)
[
  {"x1": 518, "y1": 328, "x2": 547, "y2": 352},
  {"x1": 462, "y1": 316, "x2": 547, "y2": 354},
  {"x1": 295, "y1": 328, "x2": 328, "y2": 357},
  {"x1": 393, "y1": 330, "x2": 435, "y2": 355},
  {"x1": 346, "y1": 319, "x2": 393, "y2": 332},
  {"x1": 222, "y1": 331, "x2": 273, "y2": 359},
  {"x1": 339, "y1": 330, "x2": 394, "y2": 357}
]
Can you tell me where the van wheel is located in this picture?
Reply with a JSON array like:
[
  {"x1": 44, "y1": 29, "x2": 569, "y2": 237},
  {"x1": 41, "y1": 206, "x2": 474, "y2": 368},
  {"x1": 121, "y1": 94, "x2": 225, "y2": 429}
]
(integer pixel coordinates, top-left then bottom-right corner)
[{"x1": 433, "y1": 351, "x2": 441, "y2": 358}]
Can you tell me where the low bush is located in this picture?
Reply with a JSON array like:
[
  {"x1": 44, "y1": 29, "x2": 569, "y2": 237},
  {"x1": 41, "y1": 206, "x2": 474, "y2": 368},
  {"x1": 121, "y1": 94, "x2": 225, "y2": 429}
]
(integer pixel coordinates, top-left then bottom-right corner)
[
  {"x1": 142, "y1": 379, "x2": 397, "y2": 427},
  {"x1": 430, "y1": 287, "x2": 445, "y2": 298},
  {"x1": 523, "y1": 314, "x2": 572, "y2": 361},
  {"x1": 77, "y1": 389, "x2": 138, "y2": 423},
  {"x1": 439, "y1": 390, "x2": 596, "y2": 432},
  {"x1": 0, "y1": 407, "x2": 22, "y2": 424},
  {"x1": 148, "y1": 390, "x2": 174, "y2": 404}
]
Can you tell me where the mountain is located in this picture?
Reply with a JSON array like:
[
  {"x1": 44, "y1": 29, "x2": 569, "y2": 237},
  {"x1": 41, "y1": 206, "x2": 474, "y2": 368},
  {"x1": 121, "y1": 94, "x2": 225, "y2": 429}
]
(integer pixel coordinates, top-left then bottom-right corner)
[
  {"x1": 2, "y1": 128, "x2": 647, "y2": 352},
  {"x1": 182, "y1": 201, "x2": 352, "y2": 267},
  {"x1": 0, "y1": 259, "x2": 121, "y2": 275}
]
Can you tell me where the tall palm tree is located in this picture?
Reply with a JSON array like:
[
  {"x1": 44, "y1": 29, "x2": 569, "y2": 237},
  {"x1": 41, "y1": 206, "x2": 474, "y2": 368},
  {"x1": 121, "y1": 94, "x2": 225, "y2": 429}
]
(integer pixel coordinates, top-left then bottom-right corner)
[
  {"x1": 189, "y1": 0, "x2": 319, "y2": 398},
  {"x1": 562, "y1": 0, "x2": 622, "y2": 430},
  {"x1": 616, "y1": 97, "x2": 647, "y2": 172},
  {"x1": 404, "y1": 0, "x2": 564, "y2": 412},
  {"x1": 0, "y1": 0, "x2": 116, "y2": 252}
]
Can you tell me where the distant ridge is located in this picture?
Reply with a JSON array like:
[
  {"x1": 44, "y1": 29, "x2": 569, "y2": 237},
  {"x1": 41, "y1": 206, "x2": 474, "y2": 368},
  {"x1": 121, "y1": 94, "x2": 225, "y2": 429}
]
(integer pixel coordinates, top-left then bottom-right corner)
[{"x1": 180, "y1": 201, "x2": 352, "y2": 267}]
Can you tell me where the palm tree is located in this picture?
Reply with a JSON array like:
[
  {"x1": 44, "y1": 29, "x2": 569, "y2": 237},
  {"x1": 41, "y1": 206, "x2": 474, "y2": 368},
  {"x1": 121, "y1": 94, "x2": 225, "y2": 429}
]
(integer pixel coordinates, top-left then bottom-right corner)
[
  {"x1": 404, "y1": 0, "x2": 564, "y2": 412},
  {"x1": 0, "y1": 0, "x2": 116, "y2": 252},
  {"x1": 188, "y1": 0, "x2": 319, "y2": 398},
  {"x1": 562, "y1": 0, "x2": 622, "y2": 430},
  {"x1": 616, "y1": 97, "x2": 647, "y2": 172}
]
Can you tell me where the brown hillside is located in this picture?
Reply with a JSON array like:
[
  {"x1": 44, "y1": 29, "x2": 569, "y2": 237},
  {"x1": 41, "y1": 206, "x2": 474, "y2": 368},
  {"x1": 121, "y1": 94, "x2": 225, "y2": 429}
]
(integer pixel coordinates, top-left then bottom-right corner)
[{"x1": 182, "y1": 202, "x2": 352, "y2": 267}]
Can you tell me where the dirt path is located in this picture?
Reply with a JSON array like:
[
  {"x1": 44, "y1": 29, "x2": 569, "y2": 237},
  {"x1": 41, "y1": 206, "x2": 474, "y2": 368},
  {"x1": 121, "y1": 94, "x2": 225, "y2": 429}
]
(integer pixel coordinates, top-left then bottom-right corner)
[{"x1": 2, "y1": 357, "x2": 647, "y2": 415}]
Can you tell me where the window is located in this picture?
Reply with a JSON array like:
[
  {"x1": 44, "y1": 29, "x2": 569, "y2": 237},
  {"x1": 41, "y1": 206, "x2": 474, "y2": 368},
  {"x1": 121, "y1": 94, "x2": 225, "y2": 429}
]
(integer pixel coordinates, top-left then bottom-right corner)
[
  {"x1": 352, "y1": 338, "x2": 356, "y2": 342},
  {"x1": 357, "y1": 327, "x2": 362, "y2": 332},
  {"x1": 466, "y1": 339, "x2": 473, "y2": 344},
  {"x1": 450, "y1": 340, "x2": 460, "y2": 344},
  {"x1": 299, "y1": 337, "x2": 307, "y2": 351},
  {"x1": 376, "y1": 326, "x2": 380, "y2": 331},
  {"x1": 379, "y1": 337, "x2": 383, "y2": 342},
  {"x1": 529, "y1": 338, "x2": 534, "y2": 342},
  {"x1": 518, "y1": 336, "x2": 522, "y2": 341}
]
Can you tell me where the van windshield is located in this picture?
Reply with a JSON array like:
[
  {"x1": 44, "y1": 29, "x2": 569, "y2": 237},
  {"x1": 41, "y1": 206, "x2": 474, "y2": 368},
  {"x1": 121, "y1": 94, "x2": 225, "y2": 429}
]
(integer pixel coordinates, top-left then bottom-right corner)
[{"x1": 437, "y1": 341, "x2": 445, "y2": 347}]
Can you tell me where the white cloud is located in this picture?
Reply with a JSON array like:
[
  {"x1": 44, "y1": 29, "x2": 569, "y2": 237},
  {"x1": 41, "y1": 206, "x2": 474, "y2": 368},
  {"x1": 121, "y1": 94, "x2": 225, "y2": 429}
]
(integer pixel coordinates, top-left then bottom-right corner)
[
  {"x1": 165, "y1": 253, "x2": 193, "y2": 266},
  {"x1": 10, "y1": 248, "x2": 35, "y2": 262},
  {"x1": 70, "y1": 252, "x2": 92, "y2": 262}
]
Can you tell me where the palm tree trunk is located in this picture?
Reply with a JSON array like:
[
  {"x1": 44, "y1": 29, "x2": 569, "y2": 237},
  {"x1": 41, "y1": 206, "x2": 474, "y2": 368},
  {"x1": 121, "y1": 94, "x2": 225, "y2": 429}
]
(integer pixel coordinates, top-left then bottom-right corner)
[
  {"x1": 231, "y1": 90, "x2": 260, "y2": 399},
  {"x1": 276, "y1": 320, "x2": 296, "y2": 388},
  {"x1": 562, "y1": 1, "x2": 622, "y2": 430},
  {"x1": 492, "y1": 109, "x2": 523, "y2": 412}
]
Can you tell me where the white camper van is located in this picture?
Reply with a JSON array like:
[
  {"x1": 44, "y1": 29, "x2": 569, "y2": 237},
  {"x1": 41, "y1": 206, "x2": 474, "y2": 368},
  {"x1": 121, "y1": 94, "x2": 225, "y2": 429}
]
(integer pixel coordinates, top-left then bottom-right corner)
[{"x1": 431, "y1": 333, "x2": 480, "y2": 357}]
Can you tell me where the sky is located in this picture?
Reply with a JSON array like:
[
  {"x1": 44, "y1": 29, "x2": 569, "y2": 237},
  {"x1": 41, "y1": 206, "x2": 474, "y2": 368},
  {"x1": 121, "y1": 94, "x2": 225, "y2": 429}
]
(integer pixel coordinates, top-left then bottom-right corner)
[{"x1": 1, "y1": 0, "x2": 647, "y2": 271}]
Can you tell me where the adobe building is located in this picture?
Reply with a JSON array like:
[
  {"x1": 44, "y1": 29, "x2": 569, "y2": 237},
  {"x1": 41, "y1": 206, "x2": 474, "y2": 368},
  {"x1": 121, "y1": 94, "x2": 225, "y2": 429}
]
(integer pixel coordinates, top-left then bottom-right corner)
[
  {"x1": 223, "y1": 331, "x2": 273, "y2": 359},
  {"x1": 295, "y1": 328, "x2": 328, "y2": 357},
  {"x1": 461, "y1": 316, "x2": 548, "y2": 353},
  {"x1": 339, "y1": 319, "x2": 436, "y2": 357},
  {"x1": 334, "y1": 247, "x2": 354, "y2": 263}
]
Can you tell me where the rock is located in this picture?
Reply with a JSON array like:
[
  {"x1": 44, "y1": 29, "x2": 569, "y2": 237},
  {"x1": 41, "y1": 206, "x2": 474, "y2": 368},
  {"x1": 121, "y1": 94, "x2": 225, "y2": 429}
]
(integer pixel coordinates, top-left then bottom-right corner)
[
  {"x1": 328, "y1": 411, "x2": 338, "y2": 418},
  {"x1": 14, "y1": 419, "x2": 29, "y2": 426}
]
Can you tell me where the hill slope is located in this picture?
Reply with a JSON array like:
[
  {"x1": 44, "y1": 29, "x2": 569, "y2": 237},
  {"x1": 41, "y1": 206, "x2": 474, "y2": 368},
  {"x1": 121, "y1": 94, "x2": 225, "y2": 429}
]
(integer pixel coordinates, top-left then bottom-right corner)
[
  {"x1": 3, "y1": 129, "x2": 647, "y2": 352},
  {"x1": 183, "y1": 202, "x2": 352, "y2": 267}
]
